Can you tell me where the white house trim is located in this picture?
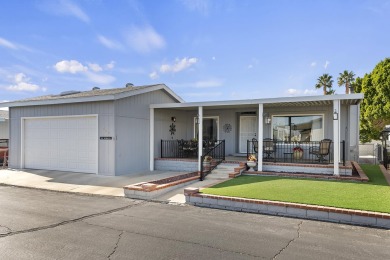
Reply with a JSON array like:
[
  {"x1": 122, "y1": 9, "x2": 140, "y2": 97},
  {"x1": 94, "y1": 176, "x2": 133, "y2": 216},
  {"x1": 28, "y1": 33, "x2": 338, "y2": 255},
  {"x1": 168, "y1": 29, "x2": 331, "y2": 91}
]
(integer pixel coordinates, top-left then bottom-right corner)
[
  {"x1": 258, "y1": 104, "x2": 263, "y2": 171},
  {"x1": 0, "y1": 84, "x2": 184, "y2": 108},
  {"x1": 198, "y1": 106, "x2": 203, "y2": 172},
  {"x1": 150, "y1": 108, "x2": 154, "y2": 171},
  {"x1": 333, "y1": 100, "x2": 340, "y2": 176}
]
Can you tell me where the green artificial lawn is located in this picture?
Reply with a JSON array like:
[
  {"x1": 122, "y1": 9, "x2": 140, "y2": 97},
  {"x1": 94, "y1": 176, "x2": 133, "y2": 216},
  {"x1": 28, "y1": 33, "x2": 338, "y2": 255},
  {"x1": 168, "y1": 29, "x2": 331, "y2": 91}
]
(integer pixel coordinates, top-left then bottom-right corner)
[{"x1": 202, "y1": 164, "x2": 390, "y2": 213}]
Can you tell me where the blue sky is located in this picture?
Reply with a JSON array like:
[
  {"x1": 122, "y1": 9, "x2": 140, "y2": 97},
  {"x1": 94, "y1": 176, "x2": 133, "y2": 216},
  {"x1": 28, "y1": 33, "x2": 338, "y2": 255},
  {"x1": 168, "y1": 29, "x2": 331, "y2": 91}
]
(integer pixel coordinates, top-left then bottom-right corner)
[{"x1": 1, "y1": 0, "x2": 389, "y2": 105}]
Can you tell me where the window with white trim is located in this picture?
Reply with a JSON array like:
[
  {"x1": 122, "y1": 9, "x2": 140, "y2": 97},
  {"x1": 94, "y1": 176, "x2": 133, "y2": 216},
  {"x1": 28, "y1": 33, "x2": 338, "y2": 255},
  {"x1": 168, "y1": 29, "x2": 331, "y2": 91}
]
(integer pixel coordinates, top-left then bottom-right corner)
[{"x1": 272, "y1": 115, "x2": 323, "y2": 142}]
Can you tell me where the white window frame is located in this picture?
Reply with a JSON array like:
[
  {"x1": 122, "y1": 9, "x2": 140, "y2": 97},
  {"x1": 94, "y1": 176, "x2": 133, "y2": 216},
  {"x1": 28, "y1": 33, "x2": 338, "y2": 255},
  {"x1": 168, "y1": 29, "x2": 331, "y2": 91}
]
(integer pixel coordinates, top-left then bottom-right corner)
[
  {"x1": 271, "y1": 113, "x2": 325, "y2": 141},
  {"x1": 193, "y1": 116, "x2": 219, "y2": 140}
]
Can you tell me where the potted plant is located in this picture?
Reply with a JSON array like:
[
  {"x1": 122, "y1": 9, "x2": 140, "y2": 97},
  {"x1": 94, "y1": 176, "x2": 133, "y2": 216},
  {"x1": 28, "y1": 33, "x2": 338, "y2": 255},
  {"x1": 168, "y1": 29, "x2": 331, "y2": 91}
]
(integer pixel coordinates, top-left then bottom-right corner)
[
  {"x1": 293, "y1": 146, "x2": 303, "y2": 160},
  {"x1": 247, "y1": 154, "x2": 257, "y2": 169},
  {"x1": 203, "y1": 155, "x2": 212, "y2": 166}
]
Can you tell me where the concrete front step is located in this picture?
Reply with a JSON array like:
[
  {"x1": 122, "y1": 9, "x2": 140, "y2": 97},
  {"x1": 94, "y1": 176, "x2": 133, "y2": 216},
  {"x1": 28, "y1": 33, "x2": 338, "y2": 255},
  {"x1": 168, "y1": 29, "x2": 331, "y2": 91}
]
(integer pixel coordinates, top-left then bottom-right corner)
[{"x1": 205, "y1": 163, "x2": 240, "y2": 180}]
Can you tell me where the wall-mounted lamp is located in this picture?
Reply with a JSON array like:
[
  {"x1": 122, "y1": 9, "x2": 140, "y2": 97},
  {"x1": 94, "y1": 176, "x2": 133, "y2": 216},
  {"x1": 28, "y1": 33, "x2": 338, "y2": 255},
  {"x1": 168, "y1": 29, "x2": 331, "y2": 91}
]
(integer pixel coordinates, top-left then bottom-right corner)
[
  {"x1": 171, "y1": 116, "x2": 176, "y2": 122},
  {"x1": 333, "y1": 110, "x2": 338, "y2": 120},
  {"x1": 195, "y1": 114, "x2": 199, "y2": 125},
  {"x1": 264, "y1": 113, "x2": 271, "y2": 125}
]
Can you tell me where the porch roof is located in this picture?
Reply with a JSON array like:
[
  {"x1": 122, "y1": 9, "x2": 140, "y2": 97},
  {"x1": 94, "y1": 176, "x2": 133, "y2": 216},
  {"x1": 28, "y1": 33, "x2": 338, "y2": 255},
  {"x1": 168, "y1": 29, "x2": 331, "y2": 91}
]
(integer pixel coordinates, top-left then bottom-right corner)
[{"x1": 150, "y1": 93, "x2": 363, "y2": 110}]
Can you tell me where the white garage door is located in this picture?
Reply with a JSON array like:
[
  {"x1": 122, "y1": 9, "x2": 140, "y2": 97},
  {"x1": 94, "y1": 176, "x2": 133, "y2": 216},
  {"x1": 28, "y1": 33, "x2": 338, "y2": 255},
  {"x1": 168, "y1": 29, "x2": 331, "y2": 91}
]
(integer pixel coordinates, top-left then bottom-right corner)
[{"x1": 23, "y1": 116, "x2": 98, "y2": 173}]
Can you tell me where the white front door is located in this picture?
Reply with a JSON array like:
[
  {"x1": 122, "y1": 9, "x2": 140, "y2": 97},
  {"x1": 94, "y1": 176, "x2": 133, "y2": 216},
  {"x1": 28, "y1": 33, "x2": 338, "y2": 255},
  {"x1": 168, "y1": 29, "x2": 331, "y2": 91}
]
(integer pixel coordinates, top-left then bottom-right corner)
[{"x1": 239, "y1": 116, "x2": 257, "y2": 153}]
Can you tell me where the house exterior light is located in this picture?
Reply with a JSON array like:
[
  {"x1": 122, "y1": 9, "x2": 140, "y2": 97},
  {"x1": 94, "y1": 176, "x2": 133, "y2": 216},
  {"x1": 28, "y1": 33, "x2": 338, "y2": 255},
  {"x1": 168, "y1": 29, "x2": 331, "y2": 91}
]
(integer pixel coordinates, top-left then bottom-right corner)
[
  {"x1": 264, "y1": 113, "x2": 271, "y2": 125},
  {"x1": 333, "y1": 110, "x2": 338, "y2": 120}
]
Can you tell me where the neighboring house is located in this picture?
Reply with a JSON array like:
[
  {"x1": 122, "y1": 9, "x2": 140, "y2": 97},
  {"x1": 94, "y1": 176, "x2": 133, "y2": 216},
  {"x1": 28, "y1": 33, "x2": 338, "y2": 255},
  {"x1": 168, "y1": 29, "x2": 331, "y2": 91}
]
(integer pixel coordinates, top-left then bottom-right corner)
[
  {"x1": 0, "y1": 84, "x2": 183, "y2": 176},
  {"x1": 0, "y1": 84, "x2": 364, "y2": 176},
  {"x1": 0, "y1": 110, "x2": 9, "y2": 140}
]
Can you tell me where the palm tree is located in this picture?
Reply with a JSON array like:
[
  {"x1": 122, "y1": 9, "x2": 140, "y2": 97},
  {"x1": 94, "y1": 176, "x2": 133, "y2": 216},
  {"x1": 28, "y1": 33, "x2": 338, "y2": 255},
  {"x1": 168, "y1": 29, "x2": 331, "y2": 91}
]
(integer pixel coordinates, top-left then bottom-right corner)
[
  {"x1": 337, "y1": 70, "x2": 355, "y2": 94},
  {"x1": 315, "y1": 74, "x2": 334, "y2": 95}
]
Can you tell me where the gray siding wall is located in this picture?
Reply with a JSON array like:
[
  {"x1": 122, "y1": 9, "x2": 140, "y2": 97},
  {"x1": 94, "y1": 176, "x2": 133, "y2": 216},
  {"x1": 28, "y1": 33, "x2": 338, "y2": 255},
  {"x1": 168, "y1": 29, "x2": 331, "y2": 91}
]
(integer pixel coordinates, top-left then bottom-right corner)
[
  {"x1": 115, "y1": 90, "x2": 178, "y2": 175},
  {"x1": 9, "y1": 101, "x2": 116, "y2": 176},
  {"x1": 162, "y1": 104, "x2": 356, "y2": 159},
  {"x1": 0, "y1": 119, "x2": 9, "y2": 139}
]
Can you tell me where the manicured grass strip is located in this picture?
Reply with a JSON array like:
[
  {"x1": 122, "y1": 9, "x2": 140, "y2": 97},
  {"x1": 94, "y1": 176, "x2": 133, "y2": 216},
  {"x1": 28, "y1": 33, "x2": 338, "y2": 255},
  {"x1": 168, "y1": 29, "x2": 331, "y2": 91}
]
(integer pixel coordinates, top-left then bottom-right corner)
[{"x1": 202, "y1": 165, "x2": 390, "y2": 213}]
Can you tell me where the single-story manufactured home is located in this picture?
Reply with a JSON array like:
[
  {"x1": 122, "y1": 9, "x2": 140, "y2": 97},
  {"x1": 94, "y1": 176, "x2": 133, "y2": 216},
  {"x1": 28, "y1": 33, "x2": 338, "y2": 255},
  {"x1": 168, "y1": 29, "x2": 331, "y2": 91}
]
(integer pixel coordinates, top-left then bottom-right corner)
[{"x1": 0, "y1": 84, "x2": 364, "y2": 176}]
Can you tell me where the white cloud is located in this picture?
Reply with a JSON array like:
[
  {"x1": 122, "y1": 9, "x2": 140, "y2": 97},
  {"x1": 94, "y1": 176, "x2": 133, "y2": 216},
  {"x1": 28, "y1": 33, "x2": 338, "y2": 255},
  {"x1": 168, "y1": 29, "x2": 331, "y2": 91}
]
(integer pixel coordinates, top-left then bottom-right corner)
[
  {"x1": 286, "y1": 88, "x2": 318, "y2": 96},
  {"x1": 247, "y1": 64, "x2": 253, "y2": 69},
  {"x1": 324, "y1": 60, "x2": 330, "y2": 69},
  {"x1": 97, "y1": 35, "x2": 123, "y2": 50},
  {"x1": 0, "y1": 37, "x2": 17, "y2": 50},
  {"x1": 310, "y1": 62, "x2": 317, "y2": 67},
  {"x1": 193, "y1": 79, "x2": 223, "y2": 88},
  {"x1": 53, "y1": 60, "x2": 116, "y2": 84},
  {"x1": 0, "y1": 37, "x2": 33, "y2": 52},
  {"x1": 54, "y1": 60, "x2": 88, "y2": 74},
  {"x1": 149, "y1": 71, "x2": 159, "y2": 79},
  {"x1": 88, "y1": 63, "x2": 103, "y2": 72},
  {"x1": 212, "y1": 56, "x2": 216, "y2": 60},
  {"x1": 159, "y1": 57, "x2": 198, "y2": 73},
  {"x1": 6, "y1": 73, "x2": 46, "y2": 92},
  {"x1": 180, "y1": 0, "x2": 211, "y2": 15},
  {"x1": 303, "y1": 89, "x2": 318, "y2": 95},
  {"x1": 38, "y1": 0, "x2": 90, "y2": 23},
  {"x1": 105, "y1": 61, "x2": 115, "y2": 70},
  {"x1": 125, "y1": 25, "x2": 165, "y2": 53},
  {"x1": 60, "y1": 0, "x2": 89, "y2": 22},
  {"x1": 85, "y1": 71, "x2": 115, "y2": 85},
  {"x1": 286, "y1": 88, "x2": 299, "y2": 95}
]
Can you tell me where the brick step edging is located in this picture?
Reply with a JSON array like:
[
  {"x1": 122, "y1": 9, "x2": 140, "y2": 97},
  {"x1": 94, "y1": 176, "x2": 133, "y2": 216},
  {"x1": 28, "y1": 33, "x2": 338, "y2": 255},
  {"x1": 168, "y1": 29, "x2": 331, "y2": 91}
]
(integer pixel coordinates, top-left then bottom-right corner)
[{"x1": 184, "y1": 188, "x2": 390, "y2": 229}]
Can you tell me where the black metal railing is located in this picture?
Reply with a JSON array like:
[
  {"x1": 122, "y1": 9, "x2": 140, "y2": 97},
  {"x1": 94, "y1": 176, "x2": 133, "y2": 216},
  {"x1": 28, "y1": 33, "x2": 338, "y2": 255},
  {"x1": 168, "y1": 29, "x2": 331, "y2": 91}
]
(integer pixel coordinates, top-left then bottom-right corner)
[
  {"x1": 383, "y1": 147, "x2": 389, "y2": 170},
  {"x1": 0, "y1": 139, "x2": 8, "y2": 148},
  {"x1": 200, "y1": 140, "x2": 225, "y2": 181},
  {"x1": 247, "y1": 139, "x2": 346, "y2": 165},
  {"x1": 161, "y1": 139, "x2": 225, "y2": 159}
]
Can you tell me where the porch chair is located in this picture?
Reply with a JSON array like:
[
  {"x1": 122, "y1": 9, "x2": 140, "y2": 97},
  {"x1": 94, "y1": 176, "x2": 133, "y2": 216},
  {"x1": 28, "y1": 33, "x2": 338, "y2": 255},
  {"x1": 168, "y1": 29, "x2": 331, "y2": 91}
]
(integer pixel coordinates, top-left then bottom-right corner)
[
  {"x1": 309, "y1": 139, "x2": 332, "y2": 163},
  {"x1": 263, "y1": 138, "x2": 276, "y2": 159}
]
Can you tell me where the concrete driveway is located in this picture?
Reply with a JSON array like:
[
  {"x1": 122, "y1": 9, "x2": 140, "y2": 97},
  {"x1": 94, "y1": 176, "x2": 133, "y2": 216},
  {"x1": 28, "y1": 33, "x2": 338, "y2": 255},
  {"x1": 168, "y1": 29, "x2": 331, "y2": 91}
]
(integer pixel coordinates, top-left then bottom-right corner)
[{"x1": 0, "y1": 168, "x2": 192, "y2": 197}]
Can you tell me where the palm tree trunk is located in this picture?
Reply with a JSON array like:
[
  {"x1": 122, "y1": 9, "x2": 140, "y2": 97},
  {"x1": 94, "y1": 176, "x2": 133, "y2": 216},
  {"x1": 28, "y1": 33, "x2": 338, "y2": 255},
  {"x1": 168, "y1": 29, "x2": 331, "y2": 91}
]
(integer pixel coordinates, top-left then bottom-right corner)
[
  {"x1": 323, "y1": 86, "x2": 326, "y2": 95},
  {"x1": 346, "y1": 82, "x2": 349, "y2": 94}
]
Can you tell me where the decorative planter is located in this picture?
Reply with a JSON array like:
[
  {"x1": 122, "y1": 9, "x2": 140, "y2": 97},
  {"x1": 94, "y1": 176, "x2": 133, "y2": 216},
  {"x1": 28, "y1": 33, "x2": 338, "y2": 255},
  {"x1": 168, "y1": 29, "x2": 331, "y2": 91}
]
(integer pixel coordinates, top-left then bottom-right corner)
[
  {"x1": 246, "y1": 161, "x2": 257, "y2": 171},
  {"x1": 202, "y1": 161, "x2": 211, "y2": 171},
  {"x1": 293, "y1": 151, "x2": 303, "y2": 160}
]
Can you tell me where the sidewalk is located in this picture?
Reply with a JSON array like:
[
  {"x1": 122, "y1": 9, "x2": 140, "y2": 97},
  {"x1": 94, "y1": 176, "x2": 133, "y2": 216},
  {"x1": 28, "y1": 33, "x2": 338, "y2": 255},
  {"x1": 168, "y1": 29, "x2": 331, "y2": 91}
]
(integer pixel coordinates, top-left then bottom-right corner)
[{"x1": 0, "y1": 168, "x2": 192, "y2": 197}]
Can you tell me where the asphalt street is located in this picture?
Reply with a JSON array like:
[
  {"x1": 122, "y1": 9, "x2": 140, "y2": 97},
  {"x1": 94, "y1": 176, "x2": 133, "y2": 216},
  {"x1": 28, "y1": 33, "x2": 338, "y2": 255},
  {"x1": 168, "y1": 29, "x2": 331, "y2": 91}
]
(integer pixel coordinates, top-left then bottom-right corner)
[{"x1": 0, "y1": 185, "x2": 389, "y2": 260}]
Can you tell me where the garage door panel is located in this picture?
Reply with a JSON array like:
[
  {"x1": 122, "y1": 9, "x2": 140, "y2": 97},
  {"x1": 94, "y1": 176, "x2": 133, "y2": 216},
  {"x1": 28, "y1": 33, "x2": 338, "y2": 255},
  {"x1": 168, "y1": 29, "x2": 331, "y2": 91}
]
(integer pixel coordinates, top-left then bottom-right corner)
[{"x1": 24, "y1": 116, "x2": 98, "y2": 174}]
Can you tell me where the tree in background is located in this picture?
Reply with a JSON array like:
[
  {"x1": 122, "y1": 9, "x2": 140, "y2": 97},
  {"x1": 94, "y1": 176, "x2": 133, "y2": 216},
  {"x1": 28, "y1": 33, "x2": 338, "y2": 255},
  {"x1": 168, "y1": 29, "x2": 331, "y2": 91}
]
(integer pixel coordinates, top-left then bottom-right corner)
[
  {"x1": 338, "y1": 70, "x2": 355, "y2": 94},
  {"x1": 315, "y1": 73, "x2": 335, "y2": 95},
  {"x1": 355, "y1": 58, "x2": 390, "y2": 142}
]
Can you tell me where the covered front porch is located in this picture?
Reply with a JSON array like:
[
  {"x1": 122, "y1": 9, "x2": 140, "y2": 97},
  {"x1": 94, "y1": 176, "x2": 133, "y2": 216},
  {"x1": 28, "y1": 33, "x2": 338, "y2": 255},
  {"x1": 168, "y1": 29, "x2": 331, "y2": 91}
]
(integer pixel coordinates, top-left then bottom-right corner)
[{"x1": 149, "y1": 94, "x2": 363, "y2": 176}]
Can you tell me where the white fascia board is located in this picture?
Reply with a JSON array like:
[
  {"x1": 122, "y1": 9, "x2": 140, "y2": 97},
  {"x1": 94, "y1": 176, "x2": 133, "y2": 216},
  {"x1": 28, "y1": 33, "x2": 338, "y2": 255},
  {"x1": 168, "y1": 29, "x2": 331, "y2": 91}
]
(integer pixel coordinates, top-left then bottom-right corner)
[
  {"x1": 1, "y1": 84, "x2": 184, "y2": 108},
  {"x1": 0, "y1": 95, "x2": 116, "y2": 108},
  {"x1": 113, "y1": 84, "x2": 184, "y2": 103},
  {"x1": 150, "y1": 93, "x2": 364, "y2": 109}
]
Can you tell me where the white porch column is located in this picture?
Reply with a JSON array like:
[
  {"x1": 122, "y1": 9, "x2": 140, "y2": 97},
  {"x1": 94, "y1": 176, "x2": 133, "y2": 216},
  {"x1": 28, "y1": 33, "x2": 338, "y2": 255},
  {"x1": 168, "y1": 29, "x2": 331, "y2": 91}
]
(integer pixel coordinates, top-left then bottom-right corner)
[
  {"x1": 258, "y1": 104, "x2": 263, "y2": 171},
  {"x1": 198, "y1": 106, "x2": 203, "y2": 172},
  {"x1": 149, "y1": 108, "x2": 154, "y2": 171},
  {"x1": 333, "y1": 100, "x2": 340, "y2": 176}
]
